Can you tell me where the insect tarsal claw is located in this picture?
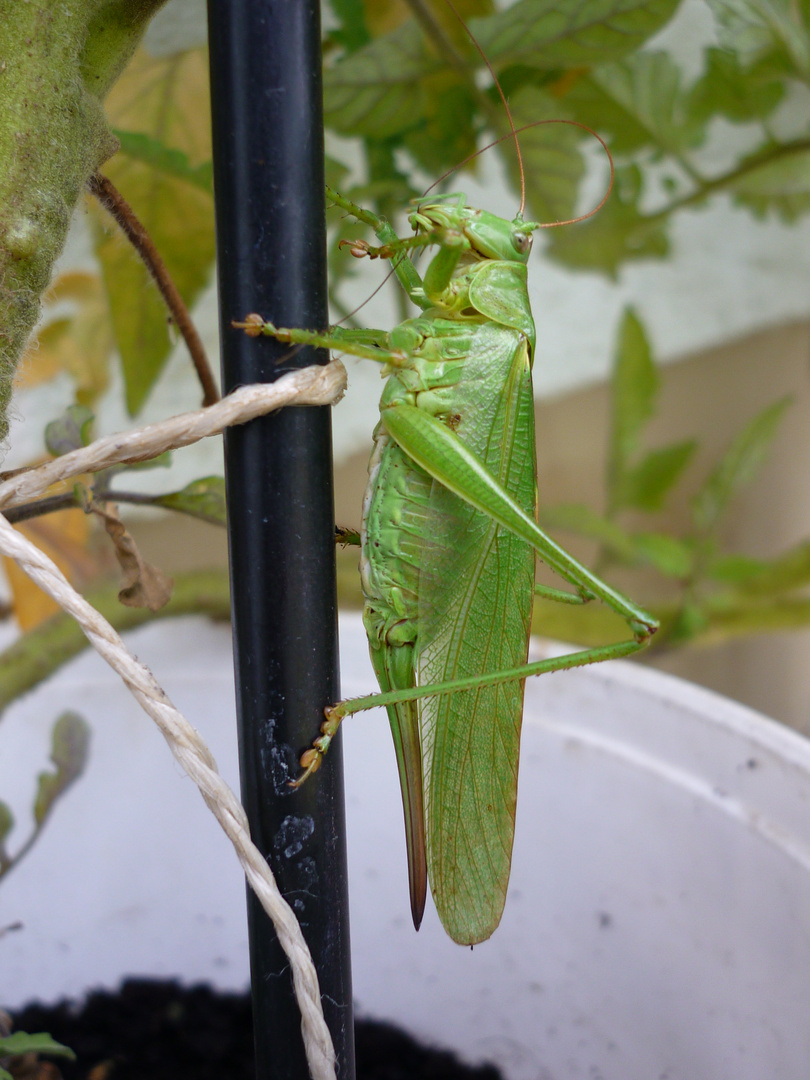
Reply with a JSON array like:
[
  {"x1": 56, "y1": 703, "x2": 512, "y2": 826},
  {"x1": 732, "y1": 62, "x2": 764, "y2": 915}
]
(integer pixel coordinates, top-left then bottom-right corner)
[
  {"x1": 339, "y1": 238, "x2": 374, "y2": 259},
  {"x1": 234, "y1": 312, "x2": 265, "y2": 337},
  {"x1": 288, "y1": 752, "x2": 322, "y2": 789}
]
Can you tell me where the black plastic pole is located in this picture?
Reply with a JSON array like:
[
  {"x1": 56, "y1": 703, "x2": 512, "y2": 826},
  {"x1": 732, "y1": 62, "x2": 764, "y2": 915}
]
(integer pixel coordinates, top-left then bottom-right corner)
[{"x1": 206, "y1": 3, "x2": 354, "y2": 1078}]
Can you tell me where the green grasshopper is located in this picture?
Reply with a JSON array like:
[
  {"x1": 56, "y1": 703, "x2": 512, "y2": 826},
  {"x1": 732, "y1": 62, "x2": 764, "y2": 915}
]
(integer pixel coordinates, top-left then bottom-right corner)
[{"x1": 238, "y1": 181, "x2": 658, "y2": 946}]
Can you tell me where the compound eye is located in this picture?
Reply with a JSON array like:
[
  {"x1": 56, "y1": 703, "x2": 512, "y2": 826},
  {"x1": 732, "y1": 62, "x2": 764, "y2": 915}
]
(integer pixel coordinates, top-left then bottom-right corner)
[{"x1": 511, "y1": 231, "x2": 532, "y2": 254}]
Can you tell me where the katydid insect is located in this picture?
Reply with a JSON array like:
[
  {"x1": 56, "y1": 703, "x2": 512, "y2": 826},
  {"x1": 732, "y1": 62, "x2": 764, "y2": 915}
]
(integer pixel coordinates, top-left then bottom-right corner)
[{"x1": 237, "y1": 180, "x2": 658, "y2": 945}]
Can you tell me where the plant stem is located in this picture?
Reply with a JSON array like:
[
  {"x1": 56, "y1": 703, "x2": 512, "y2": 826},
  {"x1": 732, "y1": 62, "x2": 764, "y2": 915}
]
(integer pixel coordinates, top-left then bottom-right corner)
[
  {"x1": 646, "y1": 137, "x2": 810, "y2": 221},
  {"x1": 88, "y1": 172, "x2": 221, "y2": 406},
  {"x1": 0, "y1": 569, "x2": 230, "y2": 723}
]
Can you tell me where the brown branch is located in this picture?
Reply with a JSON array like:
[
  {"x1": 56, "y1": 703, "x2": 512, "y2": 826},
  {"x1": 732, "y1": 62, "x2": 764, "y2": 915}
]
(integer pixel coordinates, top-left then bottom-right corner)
[{"x1": 88, "y1": 172, "x2": 221, "y2": 406}]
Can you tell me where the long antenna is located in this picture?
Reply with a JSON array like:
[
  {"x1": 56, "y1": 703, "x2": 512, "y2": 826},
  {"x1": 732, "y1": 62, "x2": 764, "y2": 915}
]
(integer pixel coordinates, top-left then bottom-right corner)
[
  {"x1": 423, "y1": 120, "x2": 615, "y2": 229},
  {"x1": 442, "y1": 0, "x2": 527, "y2": 216}
]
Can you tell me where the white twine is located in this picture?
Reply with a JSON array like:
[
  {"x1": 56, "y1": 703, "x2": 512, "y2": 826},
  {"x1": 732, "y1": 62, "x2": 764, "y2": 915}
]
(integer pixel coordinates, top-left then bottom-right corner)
[
  {"x1": 0, "y1": 361, "x2": 346, "y2": 509},
  {"x1": 0, "y1": 362, "x2": 349, "y2": 1080}
]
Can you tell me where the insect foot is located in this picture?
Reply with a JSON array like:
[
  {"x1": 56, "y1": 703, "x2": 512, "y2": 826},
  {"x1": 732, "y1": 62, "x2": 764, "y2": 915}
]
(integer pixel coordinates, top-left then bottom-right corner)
[
  {"x1": 631, "y1": 617, "x2": 659, "y2": 643},
  {"x1": 338, "y1": 238, "x2": 375, "y2": 259},
  {"x1": 232, "y1": 312, "x2": 265, "y2": 336},
  {"x1": 288, "y1": 710, "x2": 343, "y2": 788}
]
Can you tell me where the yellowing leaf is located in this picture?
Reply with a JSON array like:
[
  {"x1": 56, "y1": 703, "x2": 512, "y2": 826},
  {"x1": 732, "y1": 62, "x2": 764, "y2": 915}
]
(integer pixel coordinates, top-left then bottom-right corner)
[
  {"x1": 91, "y1": 46, "x2": 215, "y2": 416},
  {"x1": 15, "y1": 271, "x2": 114, "y2": 403},
  {"x1": 3, "y1": 510, "x2": 95, "y2": 630}
]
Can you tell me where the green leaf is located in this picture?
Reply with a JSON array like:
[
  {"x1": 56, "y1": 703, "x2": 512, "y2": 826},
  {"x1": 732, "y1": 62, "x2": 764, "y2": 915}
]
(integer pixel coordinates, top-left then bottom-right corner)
[
  {"x1": 705, "y1": 0, "x2": 810, "y2": 76},
  {"x1": 709, "y1": 540, "x2": 810, "y2": 593},
  {"x1": 566, "y1": 52, "x2": 703, "y2": 156},
  {"x1": 545, "y1": 164, "x2": 669, "y2": 275},
  {"x1": 44, "y1": 404, "x2": 94, "y2": 457},
  {"x1": 471, "y1": 0, "x2": 680, "y2": 69},
  {"x1": 94, "y1": 47, "x2": 215, "y2": 416},
  {"x1": 323, "y1": 21, "x2": 439, "y2": 138},
  {"x1": 620, "y1": 440, "x2": 697, "y2": 511},
  {"x1": 692, "y1": 396, "x2": 792, "y2": 533},
  {"x1": 0, "y1": 1032, "x2": 75, "y2": 1061},
  {"x1": 402, "y1": 76, "x2": 478, "y2": 178},
  {"x1": 608, "y1": 308, "x2": 657, "y2": 502},
  {"x1": 706, "y1": 552, "x2": 770, "y2": 583},
  {"x1": 539, "y1": 502, "x2": 637, "y2": 558},
  {"x1": 502, "y1": 87, "x2": 584, "y2": 224},
  {"x1": 687, "y1": 47, "x2": 785, "y2": 125},
  {"x1": 153, "y1": 476, "x2": 227, "y2": 526},
  {"x1": 34, "y1": 712, "x2": 91, "y2": 826},
  {"x1": 728, "y1": 146, "x2": 810, "y2": 222},
  {"x1": 0, "y1": 800, "x2": 13, "y2": 845},
  {"x1": 668, "y1": 602, "x2": 709, "y2": 643},
  {"x1": 112, "y1": 130, "x2": 214, "y2": 193},
  {"x1": 327, "y1": 0, "x2": 372, "y2": 52},
  {"x1": 631, "y1": 532, "x2": 694, "y2": 577},
  {"x1": 539, "y1": 506, "x2": 693, "y2": 576}
]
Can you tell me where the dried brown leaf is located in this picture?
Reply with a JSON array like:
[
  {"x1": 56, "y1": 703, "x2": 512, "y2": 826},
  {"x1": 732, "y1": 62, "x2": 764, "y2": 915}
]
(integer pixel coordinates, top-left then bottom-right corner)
[{"x1": 94, "y1": 503, "x2": 173, "y2": 611}]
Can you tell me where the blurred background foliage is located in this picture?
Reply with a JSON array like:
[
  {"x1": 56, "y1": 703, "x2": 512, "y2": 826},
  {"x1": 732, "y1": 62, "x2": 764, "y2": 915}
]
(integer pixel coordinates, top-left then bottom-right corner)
[
  {"x1": 3, "y1": 0, "x2": 810, "y2": 879},
  {"x1": 7, "y1": 0, "x2": 810, "y2": 653}
]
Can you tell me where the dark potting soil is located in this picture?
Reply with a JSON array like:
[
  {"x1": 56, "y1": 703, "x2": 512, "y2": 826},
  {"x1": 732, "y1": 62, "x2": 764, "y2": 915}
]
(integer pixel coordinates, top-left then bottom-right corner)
[{"x1": 10, "y1": 979, "x2": 504, "y2": 1080}]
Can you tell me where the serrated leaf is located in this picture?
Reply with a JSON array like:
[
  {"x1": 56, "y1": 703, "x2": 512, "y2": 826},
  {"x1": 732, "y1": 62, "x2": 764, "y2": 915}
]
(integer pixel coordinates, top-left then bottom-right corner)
[
  {"x1": 500, "y1": 87, "x2": 584, "y2": 224},
  {"x1": 0, "y1": 1032, "x2": 75, "y2": 1060},
  {"x1": 729, "y1": 146, "x2": 810, "y2": 222},
  {"x1": 565, "y1": 52, "x2": 703, "y2": 156},
  {"x1": 687, "y1": 47, "x2": 785, "y2": 125},
  {"x1": 153, "y1": 476, "x2": 227, "y2": 525},
  {"x1": 324, "y1": 21, "x2": 439, "y2": 138},
  {"x1": 471, "y1": 0, "x2": 679, "y2": 70},
  {"x1": 45, "y1": 404, "x2": 95, "y2": 457},
  {"x1": 692, "y1": 396, "x2": 791, "y2": 532},
  {"x1": 545, "y1": 164, "x2": 669, "y2": 275},
  {"x1": 34, "y1": 712, "x2": 91, "y2": 826},
  {"x1": 403, "y1": 74, "x2": 478, "y2": 177},
  {"x1": 92, "y1": 46, "x2": 215, "y2": 416},
  {"x1": 620, "y1": 439, "x2": 697, "y2": 511},
  {"x1": 113, "y1": 129, "x2": 214, "y2": 193},
  {"x1": 705, "y1": 0, "x2": 810, "y2": 75},
  {"x1": 608, "y1": 308, "x2": 657, "y2": 501},
  {"x1": 0, "y1": 800, "x2": 13, "y2": 845}
]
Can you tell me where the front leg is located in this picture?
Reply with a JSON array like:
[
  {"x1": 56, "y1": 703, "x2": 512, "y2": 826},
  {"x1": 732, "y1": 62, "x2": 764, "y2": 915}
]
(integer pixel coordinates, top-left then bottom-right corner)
[
  {"x1": 234, "y1": 316, "x2": 410, "y2": 368},
  {"x1": 326, "y1": 185, "x2": 429, "y2": 310}
]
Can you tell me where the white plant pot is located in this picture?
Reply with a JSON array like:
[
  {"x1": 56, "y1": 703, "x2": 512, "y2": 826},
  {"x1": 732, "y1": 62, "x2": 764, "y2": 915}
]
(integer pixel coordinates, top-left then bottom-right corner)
[{"x1": 2, "y1": 613, "x2": 810, "y2": 1079}]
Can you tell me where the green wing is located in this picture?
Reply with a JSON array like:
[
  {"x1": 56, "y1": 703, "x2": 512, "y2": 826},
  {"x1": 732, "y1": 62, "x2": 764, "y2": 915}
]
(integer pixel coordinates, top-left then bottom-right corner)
[{"x1": 416, "y1": 324, "x2": 536, "y2": 945}]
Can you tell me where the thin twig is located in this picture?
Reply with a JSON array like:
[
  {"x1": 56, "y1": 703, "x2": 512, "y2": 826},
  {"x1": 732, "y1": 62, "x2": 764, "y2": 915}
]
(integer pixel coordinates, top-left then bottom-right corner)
[{"x1": 88, "y1": 172, "x2": 221, "y2": 407}]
